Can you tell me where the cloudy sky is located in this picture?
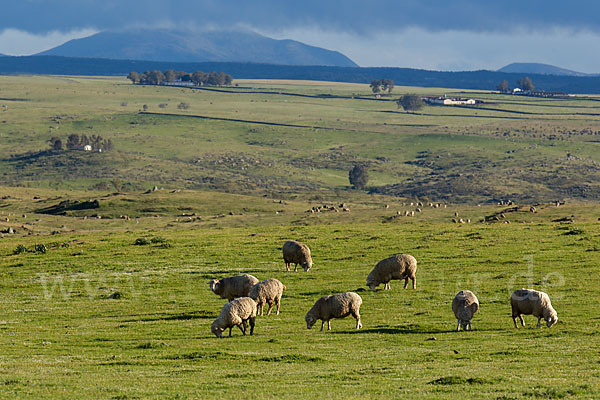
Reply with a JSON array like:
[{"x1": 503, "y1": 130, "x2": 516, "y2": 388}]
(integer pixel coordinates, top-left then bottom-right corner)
[{"x1": 1, "y1": 1, "x2": 599, "y2": 72}]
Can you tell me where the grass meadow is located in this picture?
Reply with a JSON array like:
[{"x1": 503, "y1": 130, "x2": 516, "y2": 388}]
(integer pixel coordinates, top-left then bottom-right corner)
[{"x1": 0, "y1": 76, "x2": 599, "y2": 398}]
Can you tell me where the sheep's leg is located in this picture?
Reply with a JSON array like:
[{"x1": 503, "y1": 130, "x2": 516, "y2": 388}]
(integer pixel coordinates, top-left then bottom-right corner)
[
  {"x1": 228, "y1": 326, "x2": 233, "y2": 337},
  {"x1": 456, "y1": 320, "x2": 461, "y2": 331},
  {"x1": 412, "y1": 276, "x2": 417, "y2": 289},
  {"x1": 294, "y1": 263, "x2": 298, "y2": 272},
  {"x1": 259, "y1": 303, "x2": 264, "y2": 316},
  {"x1": 266, "y1": 301, "x2": 273, "y2": 316},
  {"x1": 285, "y1": 262, "x2": 290, "y2": 272},
  {"x1": 467, "y1": 321, "x2": 472, "y2": 331},
  {"x1": 275, "y1": 297, "x2": 281, "y2": 315},
  {"x1": 536, "y1": 317, "x2": 542, "y2": 328},
  {"x1": 384, "y1": 282, "x2": 390, "y2": 290},
  {"x1": 320, "y1": 321, "x2": 325, "y2": 331},
  {"x1": 512, "y1": 316, "x2": 519, "y2": 329},
  {"x1": 355, "y1": 314, "x2": 362, "y2": 329},
  {"x1": 240, "y1": 320, "x2": 247, "y2": 335},
  {"x1": 403, "y1": 278, "x2": 409, "y2": 289},
  {"x1": 519, "y1": 315, "x2": 525, "y2": 327},
  {"x1": 249, "y1": 317, "x2": 255, "y2": 335},
  {"x1": 327, "y1": 320, "x2": 331, "y2": 331}
]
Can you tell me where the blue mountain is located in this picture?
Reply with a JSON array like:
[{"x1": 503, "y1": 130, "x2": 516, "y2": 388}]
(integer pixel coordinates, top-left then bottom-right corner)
[{"x1": 36, "y1": 28, "x2": 358, "y2": 67}]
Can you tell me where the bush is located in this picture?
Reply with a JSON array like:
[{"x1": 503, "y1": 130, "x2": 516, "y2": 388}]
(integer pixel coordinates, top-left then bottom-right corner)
[
  {"x1": 13, "y1": 244, "x2": 28, "y2": 255},
  {"x1": 177, "y1": 102, "x2": 190, "y2": 110},
  {"x1": 134, "y1": 238, "x2": 150, "y2": 246},
  {"x1": 34, "y1": 244, "x2": 47, "y2": 254},
  {"x1": 349, "y1": 164, "x2": 369, "y2": 190}
]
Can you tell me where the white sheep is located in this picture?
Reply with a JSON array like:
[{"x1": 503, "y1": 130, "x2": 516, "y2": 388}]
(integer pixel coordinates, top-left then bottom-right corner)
[
  {"x1": 305, "y1": 292, "x2": 362, "y2": 331},
  {"x1": 366, "y1": 254, "x2": 417, "y2": 290},
  {"x1": 208, "y1": 274, "x2": 259, "y2": 301},
  {"x1": 249, "y1": 278, "x2": 286, "y2": 316},
  {"x1": 211, "y1": 297, "x2": 257, "y2": 338},
  {"x1": 452, "y1": 290, "x2": 479, "y2": 331},
  {"x1": 511, "y1": 289, "x2": 558, "y2": 328},
  {"x1": 282, "y1": 240, "x2": 313, "y2": 272}
]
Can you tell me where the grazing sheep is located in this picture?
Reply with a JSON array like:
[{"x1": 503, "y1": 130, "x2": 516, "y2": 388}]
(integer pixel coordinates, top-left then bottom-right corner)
[
  {"x1": 366, "y1": 254, "x2": 418, "y2": 290},
  {"x1": 452, "y1": 290, "x2": 479, "y2": 331},
  {"x1": 511, "y1": 289, "x2": 558, "y2": 328},
  {"x1": 208, "y1": 274, "x2": 259, "y2": 301},
  {"x1": 249, "y1": 278, "x2": 286, "y2": 316},
  {"x1": 530, "y1": 206, "x2": 537, "y2": 213},
  {"x1": 211, "y1": 297, "x2": 257, "y2": 338},
  {"x1": 305, "y1": 292, "x2": 363, "y2": 331},
  {"x1": 282, "y1": 240, "x2": 313, "y2": 272}
]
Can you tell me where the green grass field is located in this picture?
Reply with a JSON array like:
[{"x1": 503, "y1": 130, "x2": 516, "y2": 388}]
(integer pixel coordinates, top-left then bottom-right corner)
[{"x1": 1, "y1": 76, "x2": 600, "y2": 398}]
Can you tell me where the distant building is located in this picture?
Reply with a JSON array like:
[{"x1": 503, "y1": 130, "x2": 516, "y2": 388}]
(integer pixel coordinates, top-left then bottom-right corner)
[
  {"x1": 423, "y1": 96, "x2": 477, "y2": 105},
  {"x1": 83, "y1": 145, "x2": 92, "y2": 151}
]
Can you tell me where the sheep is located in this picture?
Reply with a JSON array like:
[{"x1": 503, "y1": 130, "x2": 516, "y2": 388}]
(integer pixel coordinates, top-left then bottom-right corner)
[
  {"x1": 282, "y1": 240, "x2": 313, "y2": 272},
  {"x1": 366, "y1": 254, "x2": 417, "y2": 290},
  {"x1": 249, "y1": 278, "x2": 286, "y2": 316},
  {"x1": 511, "y1": 289, "x2": 558, "y2": 328},
  {"x1": 305, "y1": 292, "x2": 362, "y2": 331},
  {"x1": 208, "y1": 274, "x2": 259, "y2": 301},
  {"x1": 211, "y1": 297, "x2": 257, "y2": 338},
  {"x1": 452, "y1": 290, "x2": 479, "y2": 331}
]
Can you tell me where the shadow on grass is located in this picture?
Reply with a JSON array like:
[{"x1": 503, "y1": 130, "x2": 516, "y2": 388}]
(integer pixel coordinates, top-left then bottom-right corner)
[
  {"x1": 122, "y1": 310, "x2": 215, "y2": 323},
  {"x1": 330, "y1": 324, "x2": 453, "y2": 335}
]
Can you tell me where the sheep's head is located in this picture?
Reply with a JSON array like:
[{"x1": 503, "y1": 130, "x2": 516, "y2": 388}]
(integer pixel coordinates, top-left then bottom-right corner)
[
  {"x1": 546, "y1": 312, "x2": 558, "y2": 328},
  {"x1": 302, "y1": 260, "x2": 312, "y2": 272},
  {"x1": 211, "y1": 322, "x2": 224, "y2": 338},
  {"x1": 366, "y1": 278, "x2": 377, "y2": 290},
  {"x1": 208, "y1": 279, "x2": 220, "y2": 293},
  {"x1": 305, "y1": 313, "x2": 317, "y2": 329}
]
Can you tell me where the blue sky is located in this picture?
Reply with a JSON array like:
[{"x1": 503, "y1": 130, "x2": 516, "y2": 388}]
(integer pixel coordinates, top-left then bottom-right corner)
[{"x1": 1, "y1": 1, "x2": 600, "y2": 72}]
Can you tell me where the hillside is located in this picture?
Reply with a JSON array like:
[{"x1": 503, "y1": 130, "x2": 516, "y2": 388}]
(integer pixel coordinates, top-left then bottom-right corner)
[
  {"x1": 1, "y1": 75, "x2": 600, "y2": 204},
  {"x1": 35, "y1": 28, "x2": 358, "y2": 67},
  {"x1": 498, "y1": 62, "x2": 597, "y2": 77}
]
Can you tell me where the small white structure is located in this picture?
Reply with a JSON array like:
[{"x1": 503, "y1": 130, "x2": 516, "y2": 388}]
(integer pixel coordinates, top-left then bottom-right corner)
[
  {"x1": 83, "y1": 145, "x2": 92, "y2": 152},
  {"x1": 512, "y1": 88, "x2": 523, "y2": 94},
  {"x1": 424, "y1": 96, "x2": 476, "y2": 105}
]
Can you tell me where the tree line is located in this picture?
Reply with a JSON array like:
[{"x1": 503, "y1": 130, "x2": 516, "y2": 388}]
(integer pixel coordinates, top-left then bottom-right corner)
[
  {"x1": 48, "y1": 134, "x2": 114, "y2": 152},
  {"x1": 127, "y1": 70, "x2": 233, "y2": 86}
]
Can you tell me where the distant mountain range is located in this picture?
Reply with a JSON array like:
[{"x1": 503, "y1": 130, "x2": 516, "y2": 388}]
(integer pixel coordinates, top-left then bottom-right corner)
[
  {"x1": 498, "y1": 62, "x2": 598, "y2": 77},
  {"x1": 35, "y1": 28, "x2": 357, "y2": 67}
]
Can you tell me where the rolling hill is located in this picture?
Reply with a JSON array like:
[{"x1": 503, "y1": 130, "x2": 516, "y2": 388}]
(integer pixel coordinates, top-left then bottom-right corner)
[
  {"x1": 35, "y1": 28, "x2": 358, "y2": 67},
  {"x1": 498, "y1": 62, "x2": 597, "y2": 77}
]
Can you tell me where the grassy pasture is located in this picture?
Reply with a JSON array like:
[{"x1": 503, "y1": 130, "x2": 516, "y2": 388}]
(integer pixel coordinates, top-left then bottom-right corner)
[{"x1": 0, "y1": 187, "x2": 600, "y2": 398}]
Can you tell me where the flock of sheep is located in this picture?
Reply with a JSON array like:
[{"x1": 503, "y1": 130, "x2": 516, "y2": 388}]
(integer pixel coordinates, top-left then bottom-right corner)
[{"x1": 208, "y1": 240, "x2": 558, "y2": 337}]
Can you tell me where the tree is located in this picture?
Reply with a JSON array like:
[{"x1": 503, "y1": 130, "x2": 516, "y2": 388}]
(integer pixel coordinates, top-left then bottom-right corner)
[
  {"x1": 192, "y1": 70, "x2": 208, "y2": 86},
  {"x1": 127, "y1": 71, "x2": 140, "y2": 84},
  {"x1": 48, "y1": 137, "x2": 63, "y2": 151},
  {"x1": 396, "y1": 94, "x2": 424, "y2": 113},
  {"x1": 349, "y1": 164, "x2": 369, "y2": 190},
  {"x1": 66, "y1": 134, "x2": 80, "y2": 150},
  {"x1": 164, "y1": 69, "x2": 177, "y2": 83},
  {"x1": 517, "y1": 76, "x2": 534, "y2": 91},
  {"x1": 147, "y1": 70, "x2": 165, "y2": 85},
  {"x1": 381, "y1": 79, "x2": 395, "y2": 93},
  {"x1": 497, "y1": 80, "x2": 509, "y2": 92},
  {"x1": 370, "y1": 79, "x2": 381, "y2": 94}
]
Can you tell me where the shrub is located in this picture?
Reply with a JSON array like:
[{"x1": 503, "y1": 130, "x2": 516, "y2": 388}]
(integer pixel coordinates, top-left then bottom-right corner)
[
  {"x1": 13, "y1": 245, "x2": 28, "y2": 255},
  {"x1": 134, "y1": 238, "x2": 150, "y2": 246}
]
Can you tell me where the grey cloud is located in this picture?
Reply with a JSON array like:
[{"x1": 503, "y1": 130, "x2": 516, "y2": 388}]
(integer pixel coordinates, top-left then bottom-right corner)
[{"x1": 3, "y1": 1, "x2": 600, "y2": 34}]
